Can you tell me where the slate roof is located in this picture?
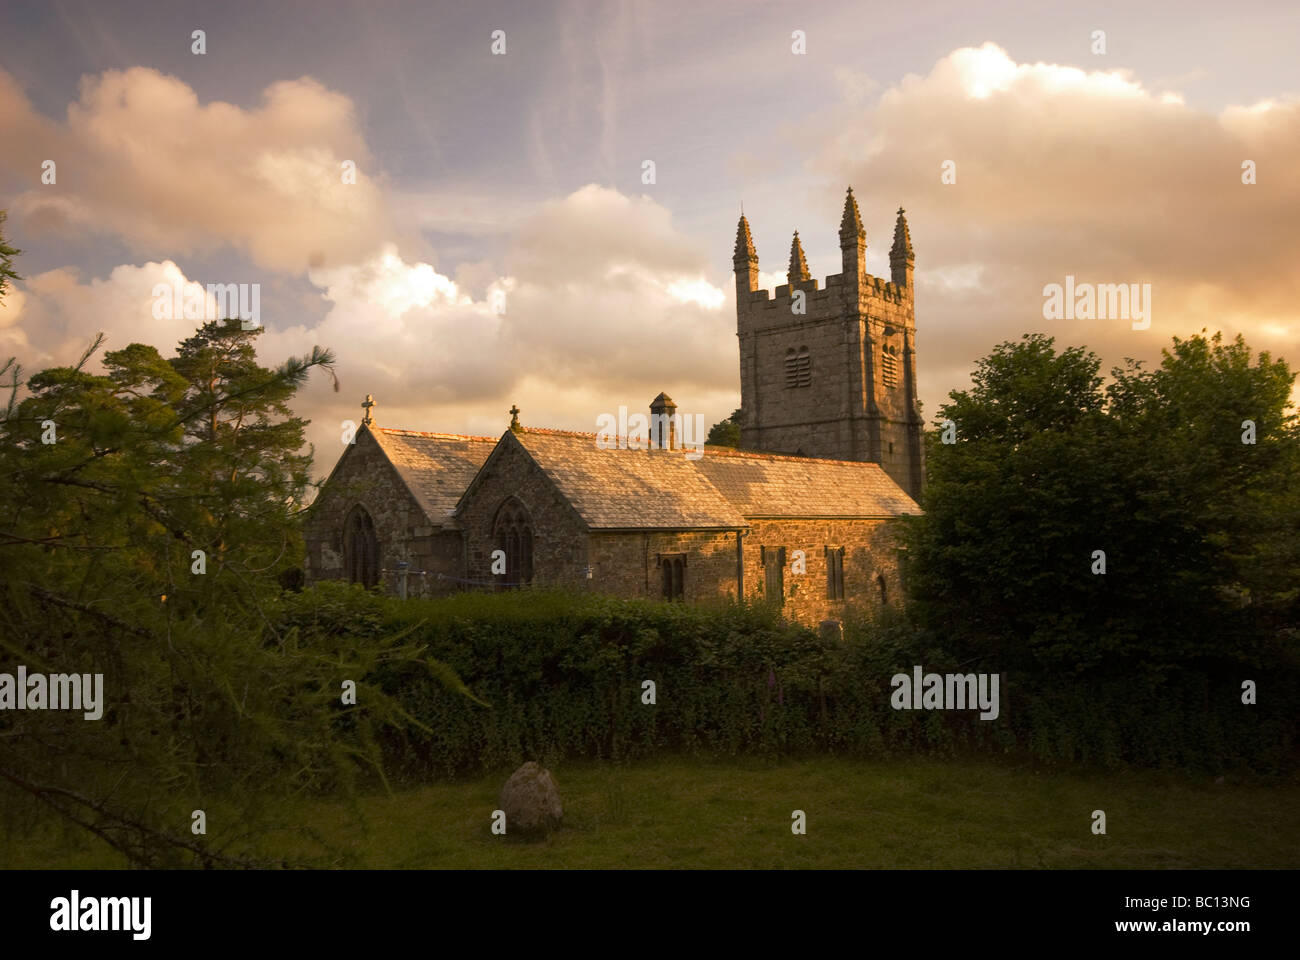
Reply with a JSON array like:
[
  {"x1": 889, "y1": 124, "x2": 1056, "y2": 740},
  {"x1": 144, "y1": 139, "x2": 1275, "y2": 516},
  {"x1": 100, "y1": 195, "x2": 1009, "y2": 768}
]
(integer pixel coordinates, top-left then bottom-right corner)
[
  {"x1": 364, "y1": 424, "x2": 919, "y2": 531},
  {"x1": 370, "y1": 428, "x2": 496, "y2": 528},
  {"x1": 697, "y1": 446, "x2": 921, "y2": 518},
  {"x1": 510, "y1": 429, "x2": 747, "y2": 530}
]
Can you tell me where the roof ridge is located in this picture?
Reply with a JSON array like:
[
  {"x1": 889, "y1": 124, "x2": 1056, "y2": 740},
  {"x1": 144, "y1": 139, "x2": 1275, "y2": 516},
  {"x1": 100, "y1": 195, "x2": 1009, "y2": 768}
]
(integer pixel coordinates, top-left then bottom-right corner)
[
  {"x1": 517, "y1": 427, "x2": 600, "y2": 439},
  {"x1": 377, "y1": 428, "x2": 499, "y2": 442},
  {"x1": 376, "y1": 424, "x2": 888, "y2": 468},
  {"x1": 702, "y1": 446, "x2": 884, "y2": 467}
]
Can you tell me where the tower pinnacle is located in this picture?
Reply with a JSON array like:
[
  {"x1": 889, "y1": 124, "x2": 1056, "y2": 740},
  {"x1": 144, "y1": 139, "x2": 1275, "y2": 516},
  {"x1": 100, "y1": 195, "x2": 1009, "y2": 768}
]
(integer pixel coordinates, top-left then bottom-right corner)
[
  {"x1": 890, "y1": 207, "x2": 915, "y2": 288},
  {"x1": 839, "y1": 187, "x2": 865, "y2": 242},
  {"x1": 787, "y1": 231, "x2": 810, "y2": 283},
  {"x1": 734, "y1": 214, "x2": 757, "y2": 261},
  {"x1": 733, "y1": 213, "x2": 759, "y2": 298}
]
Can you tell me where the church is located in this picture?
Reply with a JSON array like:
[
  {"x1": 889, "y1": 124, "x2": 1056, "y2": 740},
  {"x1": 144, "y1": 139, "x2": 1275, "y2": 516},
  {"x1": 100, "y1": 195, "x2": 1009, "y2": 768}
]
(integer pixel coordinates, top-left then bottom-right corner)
[{"x1": 303, "y1": 188, "x2": 925, "y2": 624}]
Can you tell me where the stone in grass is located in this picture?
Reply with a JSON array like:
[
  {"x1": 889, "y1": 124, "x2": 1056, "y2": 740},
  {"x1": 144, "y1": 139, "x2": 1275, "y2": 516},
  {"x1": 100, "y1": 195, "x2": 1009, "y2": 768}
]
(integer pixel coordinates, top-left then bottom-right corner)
[{"x1": 499, "y1": 762, "x2": 563, "y2": 837}]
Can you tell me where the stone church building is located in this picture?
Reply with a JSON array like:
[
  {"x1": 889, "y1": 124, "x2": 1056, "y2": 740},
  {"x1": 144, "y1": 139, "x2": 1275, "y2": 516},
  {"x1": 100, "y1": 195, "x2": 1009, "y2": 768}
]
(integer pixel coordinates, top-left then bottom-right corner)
[{"x1": 304, "y1": 189, "x2": 924, "y2": 624}]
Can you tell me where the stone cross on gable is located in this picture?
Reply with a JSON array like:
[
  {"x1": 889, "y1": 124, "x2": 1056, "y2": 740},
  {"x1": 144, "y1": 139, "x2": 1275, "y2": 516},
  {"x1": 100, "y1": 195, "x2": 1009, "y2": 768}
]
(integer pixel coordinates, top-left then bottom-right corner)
[
  {"x1": 509, "y1": 404, "x2": 521, "y2": 432},
  {"x1": 362, "y1": 394, "x2": 376, "y2": 426}
]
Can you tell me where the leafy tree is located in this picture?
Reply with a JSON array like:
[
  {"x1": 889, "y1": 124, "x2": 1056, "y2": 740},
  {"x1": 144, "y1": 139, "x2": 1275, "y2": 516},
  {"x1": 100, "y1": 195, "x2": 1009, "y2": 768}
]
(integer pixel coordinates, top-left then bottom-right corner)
[
  {"x1": 1107, "y1": 331, "x2": 1299, "y2": 644},
  {"x1": 707, "y1": 408, "x2": 742, "y2": 448},
  {"x1": 904, "y1": 332, "x2": 1297, "y2": 675}
]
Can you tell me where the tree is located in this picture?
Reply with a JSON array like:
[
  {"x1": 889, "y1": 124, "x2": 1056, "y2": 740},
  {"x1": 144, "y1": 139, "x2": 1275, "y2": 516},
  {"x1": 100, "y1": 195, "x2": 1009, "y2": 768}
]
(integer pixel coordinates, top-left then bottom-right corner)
[
  {"x1": 707, "y1": 408, "x2": 742, "y2": 448},
  {"x1": 0, "y1": 320, "x2": 474, "y2": 867},
  {"x1": 1107, "y1": 331, "x2": 1299, "y2": 644},
  {"x1": 0, "y1": 210, "x2": 19, "y2": 305},
  {"x1": 903, "y1": 332, "x2": 1297, "y2": 675}
]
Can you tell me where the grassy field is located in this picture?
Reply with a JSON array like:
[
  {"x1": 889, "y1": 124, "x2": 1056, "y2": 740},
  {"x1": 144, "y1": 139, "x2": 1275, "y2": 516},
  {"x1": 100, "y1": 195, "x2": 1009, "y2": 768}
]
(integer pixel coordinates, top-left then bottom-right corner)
[{"x1": 11, "y1": 756, "x2": 1299, "y2": 869}]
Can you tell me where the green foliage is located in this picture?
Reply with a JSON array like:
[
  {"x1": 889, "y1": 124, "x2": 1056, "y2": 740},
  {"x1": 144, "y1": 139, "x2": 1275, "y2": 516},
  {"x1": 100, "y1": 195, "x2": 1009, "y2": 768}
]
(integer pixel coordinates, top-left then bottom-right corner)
[
  {"x1": 273, "y1": 585, "x2": 1299, "y2": 779},
  {"x1": 0, "y1": 210, "x2": 20, "y2": 305},
  {"x1": 0, "y1": 323, "x2": 472, "y2": 867},
  {"x1": 905, "y1": 331, "x2": 1299, "y2": 675},
  {"x1": 706, "y1": 408, "x2": 742, "y2": 448}
]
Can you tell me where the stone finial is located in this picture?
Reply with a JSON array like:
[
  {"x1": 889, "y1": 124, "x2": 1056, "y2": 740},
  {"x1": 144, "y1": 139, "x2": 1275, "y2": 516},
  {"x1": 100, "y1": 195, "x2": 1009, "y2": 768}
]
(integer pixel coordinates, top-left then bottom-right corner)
[
  {"x1": 890, "y1": 207, "x2": 914, "y2": 262},
  {"x1": 509, "y1": 404, "x2": 522, "y2": 433},
  {"x1": 734, "y1": 214, "x2": 757, "y2": 263},
  {"x1": 839, "y1": 186, "x2": 865, "y2": 243},
  {"x1": 361, "y1": 393, "x2": 376, "y2": 426},
  {"x1": 890, "y1": 207, "x2": 915, "y2": 288},
  {"x1": 787, "y1": 231, "x2": 810, "y2": 283},
  {"x1": 734, "y1": 212, "x2": 760, "y2": 299}
]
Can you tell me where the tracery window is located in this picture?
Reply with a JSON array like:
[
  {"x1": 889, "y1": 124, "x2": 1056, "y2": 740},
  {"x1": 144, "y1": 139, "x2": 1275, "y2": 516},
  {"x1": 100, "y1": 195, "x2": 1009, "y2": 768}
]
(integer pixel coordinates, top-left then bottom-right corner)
[
  {"x1": 343, "y1": 505, "x2": 380, "y2": 588},
  {"x1": 493, "y1": 499, "x2": 534, "y2": 589}
]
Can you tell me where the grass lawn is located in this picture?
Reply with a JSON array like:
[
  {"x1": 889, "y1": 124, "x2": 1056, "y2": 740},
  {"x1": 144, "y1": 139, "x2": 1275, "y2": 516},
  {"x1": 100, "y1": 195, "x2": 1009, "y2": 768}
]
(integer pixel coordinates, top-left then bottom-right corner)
[{"x1": 14, "y1": 755, "x2": 1299, "y2": 869}]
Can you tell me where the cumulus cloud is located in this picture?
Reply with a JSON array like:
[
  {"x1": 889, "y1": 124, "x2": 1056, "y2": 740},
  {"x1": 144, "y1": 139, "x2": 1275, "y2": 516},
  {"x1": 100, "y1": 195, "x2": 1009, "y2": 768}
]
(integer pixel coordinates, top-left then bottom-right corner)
[
  {"x1": 0, "y1": 260, "x2": 222, "y2": 368},
  {"x1": 1, "y1": 184, "x2": 736, "y2": 469},
  {"x1": 809, "y1": 42, "x2": 1300, "y2": 410},
  {"x1": 0, "y1": 66, "x2": 396, "y2": 272},
  {"x1": 6, "y1": 43, "x2": 1296, "y2": 466},
  {"x1": 288, "y1": 186, "x2": 734, "y2": 455}
]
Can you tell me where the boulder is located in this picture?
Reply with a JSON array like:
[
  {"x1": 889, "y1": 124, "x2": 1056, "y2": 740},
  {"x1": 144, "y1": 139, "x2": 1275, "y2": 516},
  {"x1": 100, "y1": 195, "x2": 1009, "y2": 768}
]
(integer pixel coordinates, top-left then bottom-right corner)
[{"x1": 499, "y1": 762, "x2": 563, "y2": 836}]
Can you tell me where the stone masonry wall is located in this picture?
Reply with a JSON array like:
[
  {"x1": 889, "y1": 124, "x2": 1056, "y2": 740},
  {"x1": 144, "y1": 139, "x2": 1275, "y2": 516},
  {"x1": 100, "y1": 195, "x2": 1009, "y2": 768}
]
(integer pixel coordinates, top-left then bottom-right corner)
[
  {"x1": 456, "y1": 435, "x2": 590, "y2": 588},
  {"x1": 303, "y1": 428, "x2": 462, "y2": 598},
  {"x1": 738, "y1": 264, "x2": 924, "y2": 500},
  {"x1": 741, "y1": 517, "x2": 905, "y2": 624},
  {"x1": 587, "y1": 529, "x2": 742, "y2": 603}
]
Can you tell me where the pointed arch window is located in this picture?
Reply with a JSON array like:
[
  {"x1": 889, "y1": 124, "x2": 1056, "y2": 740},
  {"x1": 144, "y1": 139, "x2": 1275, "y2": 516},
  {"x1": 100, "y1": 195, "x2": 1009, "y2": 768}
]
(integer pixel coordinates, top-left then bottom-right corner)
[
  {"x1": 659, "y1": 553, "x2": 686, "y2": 601},
  {"x1": 343, "y1": 505, "x2": 380, "y2": 588},
  {"x1": 877, "y1": 572, "x2": 888, "y2": 607},
  {"x1": 493, "y1": 498, "x2": 534, "y2": 589},
  {"x1": 762, "y1": 546, "x2": 786, "y2": 605},
  {"x1": 785, "y1": 347, "x2": 811, "y2": 388},
  {"x1": 825, "y1": 546, "x2": 846, "y2": 600}
]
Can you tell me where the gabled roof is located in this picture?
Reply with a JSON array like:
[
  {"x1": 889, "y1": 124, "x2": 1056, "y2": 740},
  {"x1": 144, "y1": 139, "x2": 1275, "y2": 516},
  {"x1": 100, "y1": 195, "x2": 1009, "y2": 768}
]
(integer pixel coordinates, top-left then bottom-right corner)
[
  {"x1": 370, "y1": 428, "x2": 497, "y2": 528},
  {"x1": 506, "y1": 428, "x2": 748, "y2": 530},
  {"x1": 346, "y1": 422, "x2": 919, "y2": 532},
  {"x1": 697, "y1": 446, "x2": 921, "y2": 518}
]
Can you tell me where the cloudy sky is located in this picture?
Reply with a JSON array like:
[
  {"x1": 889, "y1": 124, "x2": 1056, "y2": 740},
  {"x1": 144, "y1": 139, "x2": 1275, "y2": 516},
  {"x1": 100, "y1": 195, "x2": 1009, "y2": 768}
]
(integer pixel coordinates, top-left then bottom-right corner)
[{"x1": 1, "y1": 0, "x2": 1296, "y2": 471}]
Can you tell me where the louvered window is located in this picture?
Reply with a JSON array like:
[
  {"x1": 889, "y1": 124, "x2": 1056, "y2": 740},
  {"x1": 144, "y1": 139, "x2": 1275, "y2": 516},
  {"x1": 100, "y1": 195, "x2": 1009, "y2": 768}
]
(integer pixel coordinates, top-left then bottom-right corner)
[
  {"x1": 785, "y1": 347, "x2": 811, "y2": 388},
  {"x1": 882, "y1": 350, "x2": 898, "y2": 388}
]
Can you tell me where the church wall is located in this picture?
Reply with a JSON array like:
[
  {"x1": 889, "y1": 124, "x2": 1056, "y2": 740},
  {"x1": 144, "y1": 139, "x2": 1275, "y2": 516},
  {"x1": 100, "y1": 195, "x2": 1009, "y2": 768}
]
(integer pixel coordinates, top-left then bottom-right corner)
[
  {"x1": 457, "y1": 436, "x2": 590, "y2": 588},
  {"x1": 862, "y1": 290, "x2": 923, "y2": 499},
  {"x1": 586, "y1": 530, "x2": 741, "y2": 603},
  {"x1": 303, "y1": 429, "x2": 461, "y2": 597},
  {"x1": 741, "y1": 517, "x2": 905, "y2": 624}
]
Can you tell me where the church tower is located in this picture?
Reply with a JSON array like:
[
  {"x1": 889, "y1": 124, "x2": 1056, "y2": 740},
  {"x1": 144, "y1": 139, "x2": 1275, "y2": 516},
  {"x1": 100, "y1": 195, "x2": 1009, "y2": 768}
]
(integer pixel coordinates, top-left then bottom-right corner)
[{"x1": 735, "y1": 189, "x2": 924, "y2": 501}]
